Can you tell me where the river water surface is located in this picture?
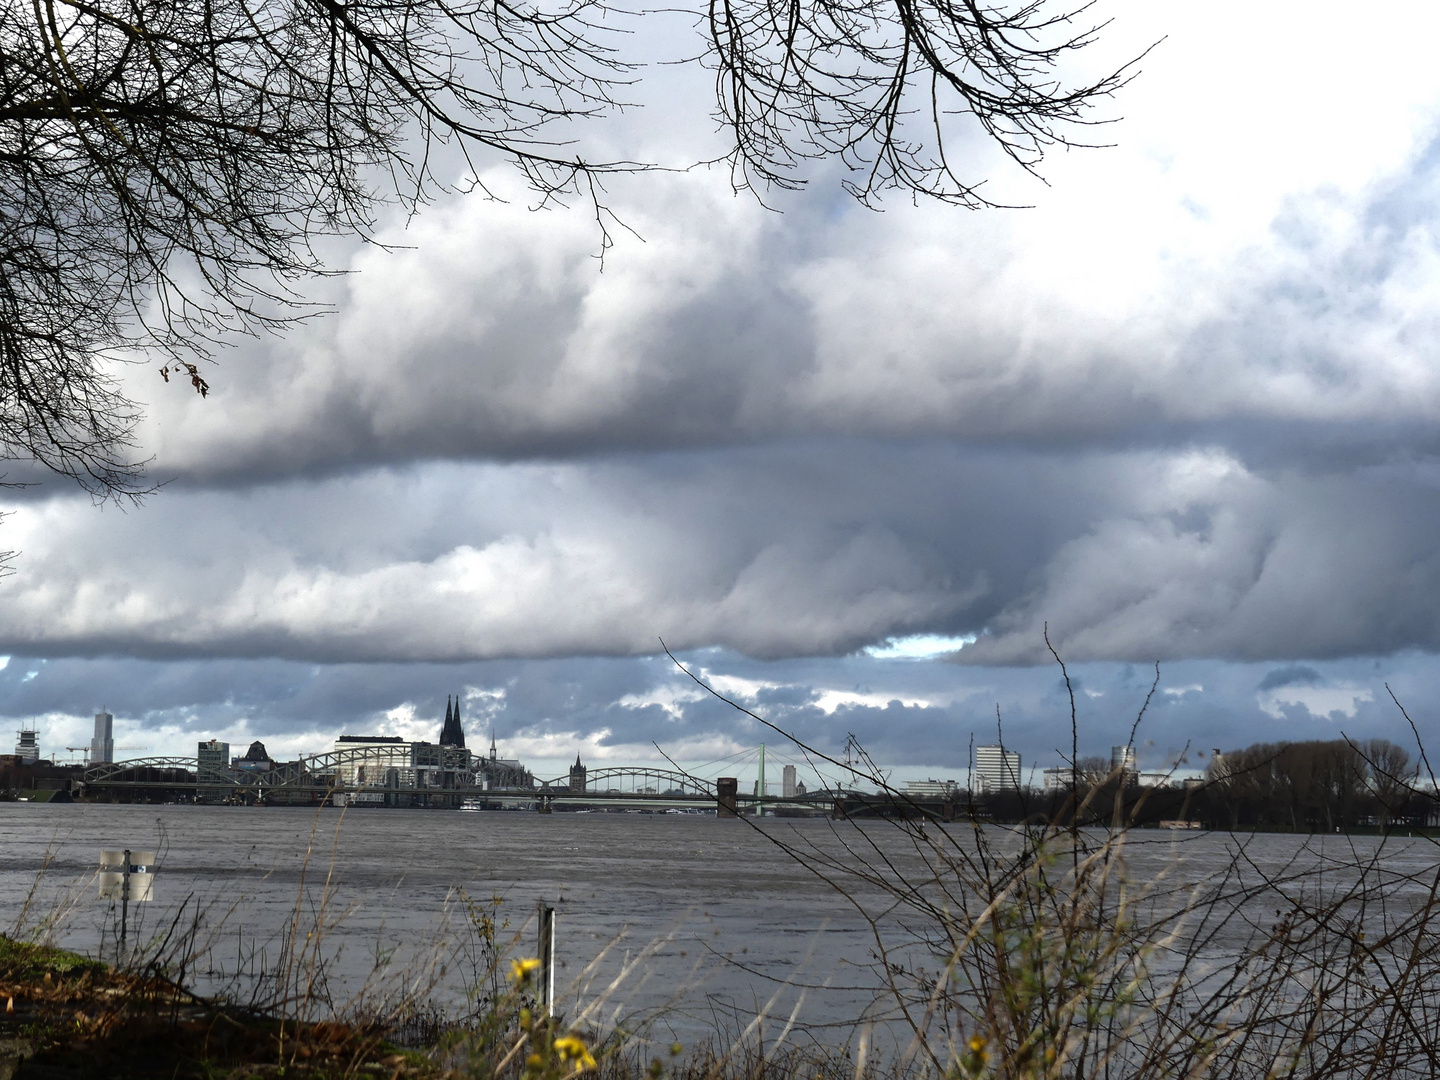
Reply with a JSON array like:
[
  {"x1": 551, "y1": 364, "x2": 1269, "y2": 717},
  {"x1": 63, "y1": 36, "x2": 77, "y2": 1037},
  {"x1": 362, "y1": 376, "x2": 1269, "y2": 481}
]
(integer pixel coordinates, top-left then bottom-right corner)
[{"x1": 4, "y1": 804, "x2": 1439, "y2": 1048}]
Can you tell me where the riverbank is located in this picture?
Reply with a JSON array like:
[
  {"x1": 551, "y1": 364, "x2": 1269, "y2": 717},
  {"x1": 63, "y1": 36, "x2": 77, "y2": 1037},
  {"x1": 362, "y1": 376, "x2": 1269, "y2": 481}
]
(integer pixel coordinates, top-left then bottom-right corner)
[
  {"x1": 0, "y1": 935, "x2": 836, "y2": 1080},
  {"x1": 0, "y1": 935, "x2": 433, "y2": 1079},
  {"x1": 14, "y1": 803, "x2": 1440, "y2": 1078}
]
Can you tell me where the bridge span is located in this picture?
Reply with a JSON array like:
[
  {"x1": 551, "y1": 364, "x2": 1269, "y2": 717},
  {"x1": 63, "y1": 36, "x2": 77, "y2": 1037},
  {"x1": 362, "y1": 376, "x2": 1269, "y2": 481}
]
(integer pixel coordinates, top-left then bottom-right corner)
[{"x1": 77, "y1": 754, "x2": 965, "y2": 820}]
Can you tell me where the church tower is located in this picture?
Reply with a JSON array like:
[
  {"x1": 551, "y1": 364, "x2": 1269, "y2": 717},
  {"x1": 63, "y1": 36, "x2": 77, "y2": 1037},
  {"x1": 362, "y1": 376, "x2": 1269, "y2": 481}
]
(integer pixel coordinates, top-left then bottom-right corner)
[
  {"x1": 439, "y1": 694, "x2": 466, "y2": 748},
  {"x1": 568, "y1": 755, "x2": 587, "y2": 793}
]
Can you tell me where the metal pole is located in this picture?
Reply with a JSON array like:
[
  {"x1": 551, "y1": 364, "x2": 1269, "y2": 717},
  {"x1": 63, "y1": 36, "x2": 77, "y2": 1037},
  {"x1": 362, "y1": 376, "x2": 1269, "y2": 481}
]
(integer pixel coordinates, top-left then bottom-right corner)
[
  {"x1": 537, "y1": 903, "x2": 556, "y2": 1017},
  {"x1": 121, "y1": 847, "x2": 130, "y2": 955}
]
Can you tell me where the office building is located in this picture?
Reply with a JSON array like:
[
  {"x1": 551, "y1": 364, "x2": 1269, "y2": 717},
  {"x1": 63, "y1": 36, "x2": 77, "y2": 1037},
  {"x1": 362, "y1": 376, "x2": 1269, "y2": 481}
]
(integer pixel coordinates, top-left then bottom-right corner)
[
  {"x1": 198, "y1": 739, "x2": 230, "y2": 775},
  {"x1": 332, "y1": 734, "x2": 418, "y2": 789},
  {"x1": 905, "y1": 778, "x2": 959, "y2": 798},
  {"x1": 90, "y1": 711, "x2": 114, "y2": 764},
  {"x1": 329, "y1": 699, "x2": 489, "y2": 805},
  {"x1": 1111, "y1": 745, "x2": 1136, "y2": 774},
  {"x1": 1042, "y1": 767, "x2": 1071, "y2": 791},
  {"x1": 974, "y1": 745, "x2": 1021, "y2": 794},
  {"x1": 15, "y1": 723, "x2": 39, "y2": 764},
  {"x1": 197, "y1": 739, "x2": 231, "y2": 801},
  {"x1": 782, "y1": 764, "x2": 797, "y2": 798}
]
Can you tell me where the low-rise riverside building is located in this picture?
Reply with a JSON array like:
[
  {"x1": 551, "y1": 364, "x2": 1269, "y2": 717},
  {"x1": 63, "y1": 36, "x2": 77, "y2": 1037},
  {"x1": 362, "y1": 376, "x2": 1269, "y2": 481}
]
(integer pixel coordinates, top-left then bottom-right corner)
[
  {"x1": 904, "y1": 779, "x2": 960, "y2": 798},
  {"x1": 329, "y1": 696, "x2": 531, "y2": 806},
  {"x1": 329, "y1": 735, "x2": 475, "y2": 806}
]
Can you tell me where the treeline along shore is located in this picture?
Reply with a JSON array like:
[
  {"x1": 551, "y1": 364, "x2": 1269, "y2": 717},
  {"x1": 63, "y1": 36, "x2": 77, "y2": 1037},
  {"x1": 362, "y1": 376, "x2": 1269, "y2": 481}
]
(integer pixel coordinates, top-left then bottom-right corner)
[{"x1": 978, "y1": 737, "x2": 1433, "y2": 833}]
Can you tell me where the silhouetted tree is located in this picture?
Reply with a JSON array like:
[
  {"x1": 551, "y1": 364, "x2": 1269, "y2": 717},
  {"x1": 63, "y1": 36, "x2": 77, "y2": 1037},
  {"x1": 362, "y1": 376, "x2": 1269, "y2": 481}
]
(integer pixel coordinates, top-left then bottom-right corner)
[
  {"x1": 1360, "y1": 738, "x2": 1416, "y2": 825},
  {"x1": 1, "y1": 0, "x2": 1135, "y2": 495},
  {"x1": 1204, "y1": 738, "x2": 1424, "y2": 832}
]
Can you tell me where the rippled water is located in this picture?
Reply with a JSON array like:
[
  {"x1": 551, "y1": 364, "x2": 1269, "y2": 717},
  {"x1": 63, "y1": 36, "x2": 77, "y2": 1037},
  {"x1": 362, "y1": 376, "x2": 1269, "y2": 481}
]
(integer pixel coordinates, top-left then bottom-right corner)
[{"x1": 4, "y1": 803, "x2": 1437, "y2": 1047}]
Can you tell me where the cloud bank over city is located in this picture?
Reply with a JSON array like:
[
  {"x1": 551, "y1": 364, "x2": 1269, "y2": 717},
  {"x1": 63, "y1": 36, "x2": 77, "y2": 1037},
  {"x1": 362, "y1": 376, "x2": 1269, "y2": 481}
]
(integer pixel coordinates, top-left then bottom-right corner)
[{"x1": 5, "y1": 0, "x2": 1440, "y2": 770}]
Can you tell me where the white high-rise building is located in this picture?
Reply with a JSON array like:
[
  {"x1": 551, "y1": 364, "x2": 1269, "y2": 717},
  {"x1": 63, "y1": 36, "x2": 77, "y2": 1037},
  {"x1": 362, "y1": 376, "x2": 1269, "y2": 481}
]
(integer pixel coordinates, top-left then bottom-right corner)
[
  {"x1": 974, "y1": 745, "x2": 1021, "y2": 794},
  {"x1": 15, "y1": 722, "x2": 39, "y2": 764},
  {"x1": 1111, "y1": 745, "x2": 1136, "y2": 774},
  {"x1": 782, "y1": 764, "x2": 797, "y2": 798},
  {"x1": 90, "y1": 711, "x2": 114, "y2": 764}
]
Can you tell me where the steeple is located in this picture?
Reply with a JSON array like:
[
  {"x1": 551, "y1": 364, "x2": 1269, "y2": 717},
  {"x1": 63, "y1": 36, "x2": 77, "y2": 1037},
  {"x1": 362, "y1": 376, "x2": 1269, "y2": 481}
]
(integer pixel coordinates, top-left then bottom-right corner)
[
  {"x1": 439, "y1": 693, "x2": 466, "y2": 748},
  {"x1": 490, "y1": 729, "x2": 497, "y2": 761}
]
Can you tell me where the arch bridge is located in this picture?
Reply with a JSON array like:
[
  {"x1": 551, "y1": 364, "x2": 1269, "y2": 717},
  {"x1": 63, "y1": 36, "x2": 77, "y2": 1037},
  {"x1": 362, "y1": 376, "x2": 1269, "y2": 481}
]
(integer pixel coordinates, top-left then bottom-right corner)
[
  {"x1": 84, "y1": 757, "x2": 208, "y2": 784},
  {"x1": 77, "y1": 754, "x2": 909, "y2": 817},
  {"x1": 538, "y1": 766, "x2": 715, "y2": 797},
  {"x1": 80, "y1": 757, "x2": 719, "y2": 799},
  {"x1": 82, "y1": 747, "x2": 471, "y2": 802}
]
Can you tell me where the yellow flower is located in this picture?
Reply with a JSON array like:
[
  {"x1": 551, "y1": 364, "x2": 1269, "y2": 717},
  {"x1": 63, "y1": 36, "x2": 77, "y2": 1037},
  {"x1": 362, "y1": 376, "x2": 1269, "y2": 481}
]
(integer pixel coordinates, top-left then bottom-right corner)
[
  {"x1": 554, "y1": 1035, "x2": 597, "y2": 1071},
  {"x1": 510, "y1": 957, "x2": 542, "y2": 981},
  {"x1": 968, "y1": 1034, "x2": 988, "y2": 1054}
]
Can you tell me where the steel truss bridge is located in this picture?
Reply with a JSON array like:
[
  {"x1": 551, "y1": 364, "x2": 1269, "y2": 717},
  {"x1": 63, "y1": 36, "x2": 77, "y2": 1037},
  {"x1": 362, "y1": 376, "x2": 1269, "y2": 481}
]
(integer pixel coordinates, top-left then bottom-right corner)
[
  {"x1": 80, "y1": 753, "x2": 729, "y2": 804},
  {"x1": 79, "y1": 752, "x2": 963, "y2": 818}
]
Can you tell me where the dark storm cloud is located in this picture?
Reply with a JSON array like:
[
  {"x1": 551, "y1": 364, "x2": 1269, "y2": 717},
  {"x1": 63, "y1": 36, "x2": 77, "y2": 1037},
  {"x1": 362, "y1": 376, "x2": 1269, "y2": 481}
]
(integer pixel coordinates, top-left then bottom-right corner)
[
  {"x1": 0, "y1": 443, "x2": 1114, "y2": 660},
  {"x1": 101, "y1": 126, "x2": 1440, "y2": 497},
  {"x1": 961, "y1": 460, "x2": 1440, "y2": 663},
  {"x1": 1257, "y1": 665, "x2": 1324, "y2": 692},
  {"x1": 11, "y1": 440, "x2": 1440, "y2": 665}
]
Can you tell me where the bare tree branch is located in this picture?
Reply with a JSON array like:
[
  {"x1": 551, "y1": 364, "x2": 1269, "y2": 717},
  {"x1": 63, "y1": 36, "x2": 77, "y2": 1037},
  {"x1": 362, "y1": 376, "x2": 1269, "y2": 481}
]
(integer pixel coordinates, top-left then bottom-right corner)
[{"x1": 0, "y1": 0, "x2": 1138, "y2": 497}]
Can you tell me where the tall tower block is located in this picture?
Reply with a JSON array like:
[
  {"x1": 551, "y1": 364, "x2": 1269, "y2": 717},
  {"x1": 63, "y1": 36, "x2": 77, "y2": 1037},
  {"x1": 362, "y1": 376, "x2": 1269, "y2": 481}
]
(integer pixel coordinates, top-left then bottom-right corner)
[{"x1": 91, "y1": 710, "x2": 114, "y2": 764}]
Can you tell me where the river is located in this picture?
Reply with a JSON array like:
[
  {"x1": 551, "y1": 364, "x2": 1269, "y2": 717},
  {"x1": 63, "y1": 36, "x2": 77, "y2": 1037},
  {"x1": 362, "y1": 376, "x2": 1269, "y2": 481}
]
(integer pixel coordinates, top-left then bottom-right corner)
[{"x1": 4, "y1": 803, "x2": 1439, "y2": 1051}]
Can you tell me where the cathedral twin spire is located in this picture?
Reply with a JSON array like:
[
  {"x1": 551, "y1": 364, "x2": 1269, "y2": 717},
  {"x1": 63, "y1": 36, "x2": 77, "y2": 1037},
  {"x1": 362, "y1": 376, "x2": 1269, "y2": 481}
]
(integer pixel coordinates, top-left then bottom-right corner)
[{"x1": 440, "y1": 694, "x2": 466, "y2": 748}]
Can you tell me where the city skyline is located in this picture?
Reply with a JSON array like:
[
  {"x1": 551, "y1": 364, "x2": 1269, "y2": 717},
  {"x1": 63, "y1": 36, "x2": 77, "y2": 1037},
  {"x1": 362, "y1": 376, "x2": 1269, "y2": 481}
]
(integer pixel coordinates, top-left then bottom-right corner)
[{"x1": 2, "y1": 647, "x2": 1433, "y2": 783}]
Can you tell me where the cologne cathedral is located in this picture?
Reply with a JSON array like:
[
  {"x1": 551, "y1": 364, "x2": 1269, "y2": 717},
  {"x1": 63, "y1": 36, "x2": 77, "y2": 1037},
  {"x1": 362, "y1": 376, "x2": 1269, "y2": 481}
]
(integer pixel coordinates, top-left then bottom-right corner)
[{"x1": 439, "y1": 695, "x2": 466, "y2": 748}]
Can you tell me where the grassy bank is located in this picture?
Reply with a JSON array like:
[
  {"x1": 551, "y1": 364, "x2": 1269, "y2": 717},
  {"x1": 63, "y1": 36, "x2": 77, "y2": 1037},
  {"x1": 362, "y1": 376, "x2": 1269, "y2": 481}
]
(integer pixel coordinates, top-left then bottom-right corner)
[
  {"x1": 0, "y1": 934, "x2": 853, "y2": 1080},
  {"x1": 1, "y1": 935, "x2": 428, "y2": 1078}
]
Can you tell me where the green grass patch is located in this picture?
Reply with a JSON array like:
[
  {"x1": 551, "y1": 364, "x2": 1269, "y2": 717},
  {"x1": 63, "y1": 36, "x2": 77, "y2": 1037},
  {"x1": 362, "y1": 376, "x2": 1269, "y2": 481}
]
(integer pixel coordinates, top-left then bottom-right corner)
[{"x1": 0, "y1": 934, "x2": 106, "y2": 981}]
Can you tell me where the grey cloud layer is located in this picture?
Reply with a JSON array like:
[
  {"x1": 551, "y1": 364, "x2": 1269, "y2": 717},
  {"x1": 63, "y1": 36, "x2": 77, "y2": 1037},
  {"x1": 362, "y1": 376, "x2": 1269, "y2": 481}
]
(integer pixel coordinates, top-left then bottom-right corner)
[
  {"x1": 117, "y1": 129, "x2": 1440, "y2": 485},
  {"x1": 0, "y1": 446, "x2": 1038, "y2": 660},
  {"x1": 6, "y1": 444, "x2": 1440, "y2": 663}
]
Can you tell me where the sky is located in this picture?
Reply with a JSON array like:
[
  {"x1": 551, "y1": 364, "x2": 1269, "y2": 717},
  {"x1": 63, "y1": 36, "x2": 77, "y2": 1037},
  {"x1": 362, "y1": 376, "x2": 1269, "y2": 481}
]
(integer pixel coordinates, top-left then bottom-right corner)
[{"x1": 5, "y1": 0, "x2": 1440, "y2": 785}]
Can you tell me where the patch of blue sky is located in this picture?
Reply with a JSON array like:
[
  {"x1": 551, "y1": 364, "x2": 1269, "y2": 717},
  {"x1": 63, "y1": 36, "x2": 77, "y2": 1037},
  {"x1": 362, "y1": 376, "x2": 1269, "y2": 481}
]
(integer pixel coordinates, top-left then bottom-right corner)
[{"x1": 863, "y1": 634, "x2": 976, "y2": 660}]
